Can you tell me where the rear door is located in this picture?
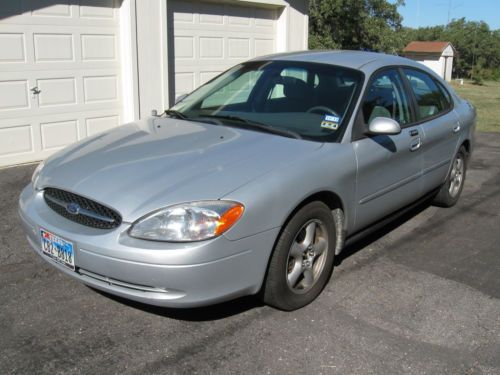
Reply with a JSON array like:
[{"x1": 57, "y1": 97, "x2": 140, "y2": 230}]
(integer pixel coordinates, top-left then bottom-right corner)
[
  {"x1": 402, "y1": 68, "x2": 460, "y2": 193},
  {"x1": 352, "y1": 68, "x2": 424, "y2": 232}
]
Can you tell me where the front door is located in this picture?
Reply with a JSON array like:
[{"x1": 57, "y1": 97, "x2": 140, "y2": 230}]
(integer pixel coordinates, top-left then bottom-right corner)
[{"x1": 352, "y1": 68, "x2": 424, "y2": 232}]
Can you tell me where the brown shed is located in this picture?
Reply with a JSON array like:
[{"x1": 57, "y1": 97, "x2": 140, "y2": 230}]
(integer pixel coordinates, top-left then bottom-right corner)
[{"x1": 403, "y1": 41, "x2": 455, "y2": 81}]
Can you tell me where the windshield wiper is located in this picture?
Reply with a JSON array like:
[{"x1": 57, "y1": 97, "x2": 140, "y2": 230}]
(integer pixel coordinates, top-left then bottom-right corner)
[
  {"x1": 164, "y1": 109, "x2": 189, "y2": 120},
  {"x1": 199, "y1": 114, "x2": 302, "y2": 140}
]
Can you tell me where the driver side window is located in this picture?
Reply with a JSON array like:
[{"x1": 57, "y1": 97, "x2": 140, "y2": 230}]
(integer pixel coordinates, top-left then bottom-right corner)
[{"x1": 362, "y1": 69, "x2": 410, "y2": 126}]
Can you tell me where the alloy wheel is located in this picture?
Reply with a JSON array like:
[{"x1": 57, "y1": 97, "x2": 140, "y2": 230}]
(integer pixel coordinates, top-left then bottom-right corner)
[
  {"x1": 286, "y1": 219, "x2": 329, "y2": 294},
  {"x1": 449, "y1": 154, "x2": 465, "y2": 197}
]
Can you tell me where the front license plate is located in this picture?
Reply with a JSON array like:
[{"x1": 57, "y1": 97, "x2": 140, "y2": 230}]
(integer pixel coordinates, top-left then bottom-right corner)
[{"x1": 40, "y1": 229, "x2": 75, "y2": 271}]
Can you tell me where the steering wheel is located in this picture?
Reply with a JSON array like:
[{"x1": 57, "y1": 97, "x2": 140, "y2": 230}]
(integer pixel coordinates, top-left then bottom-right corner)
[{"x1": 307, "y1": 106, "x2": 339, "y2": 116}]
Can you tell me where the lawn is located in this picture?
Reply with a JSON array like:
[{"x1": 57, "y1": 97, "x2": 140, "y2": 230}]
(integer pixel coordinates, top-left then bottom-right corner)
[{"x1": 451, "y1": 80, "x2": 500, "y2": 133}]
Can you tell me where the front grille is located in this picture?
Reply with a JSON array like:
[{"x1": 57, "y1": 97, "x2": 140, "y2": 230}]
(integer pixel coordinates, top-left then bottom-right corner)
[{"x1": 43, "y1": 187, "x2": 122, "y2": 229}]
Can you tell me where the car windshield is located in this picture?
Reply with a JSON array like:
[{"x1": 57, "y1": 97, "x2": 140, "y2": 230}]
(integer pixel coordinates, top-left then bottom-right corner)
[{"x1": 170, "y1": 60, "x2": 364, "y2": 142}]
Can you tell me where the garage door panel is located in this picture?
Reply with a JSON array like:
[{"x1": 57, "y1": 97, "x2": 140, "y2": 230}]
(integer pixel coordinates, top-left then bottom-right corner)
[
  {"x1": 83, "y1": 75, "x2": 119, "y2": 103},
  {"x1": 255, "y1": 38, "x2": 275, "y2": 56},
  {"x1": 254, "y1": 8, "x2": 277, "y2": 27},
  {"x1": 0, "y1": 80, "x2": 30, "y2": 111},
  {"x1": 33, "y1": 33, "x2": 74, "y2": 62},
  {"x1": 171, "y1": 1, "x2": 195, "y2": 22},
  {"x1": 174, "y1": 36, "x2": 195, "y2": 59},
  {"x1": 0, "y1": 0, "x2": 122, "y2": 166},
  {"x1": 0, "y1": 33, "x2": 26, "y2": 62},
  {"x1": 40, "y1": 119, "x2": 78, "y2": 150},
  {"x1": 81, "y1": 34, "x2": 116, "y2": 61},
  {"x1": 227, "y1": 9, "x2": 251, "y2": 26},
  {"x1": 0, "y1": 125, "x2": 34, "y2": 157},
  {"x1": 199, "y1": 37, "x2": 224, "y2": 59},
  {"x1": 31, "y1": 1, "x2": 72, "y2": 18},
  {"x1": 227, "y1": 38, "x2": 250, "y2": 59},
  {"x1": 173, "y1": 22, "x2": 273, "y2": 36},
  {"x1": 1, "y1": 4, "x2": 119, "y2": 27},
  {"x1": 170, "y1": 0, "x2": 278, "y2": 99},
  {"x1": 37, "y1": 77, "x2": 77, "y2": 107},
  {"x1": 198, "y1": 3, "x2": 224, "y2": 25},
  {"x1": 79, "y1": 0, "x2": 116, "y2": 19},
  {"x1": 0, "y1": 26, "x2": 120, "y2": 72},
  {"x1": 0, "y1": 108, "x2": 121, "y2": 162},
  {"x1": 0, "y1": 61, "x2": 121, "y2": 74}
]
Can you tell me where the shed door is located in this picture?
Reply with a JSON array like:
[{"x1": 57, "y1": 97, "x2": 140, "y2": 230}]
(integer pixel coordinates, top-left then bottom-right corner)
[
  {"x1": 169, "y1": 0, "x2": 279, "y2": 101},
  {"x1": 0, "y1": 1, "x2": 123, "y2": 167}
]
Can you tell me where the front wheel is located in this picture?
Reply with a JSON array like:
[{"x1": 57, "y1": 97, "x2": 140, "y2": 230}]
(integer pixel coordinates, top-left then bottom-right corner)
[
  {"x1": 432, "y1": 146, "x2": 467, "y2": 207},
  {"x1": 262, "y1": 202, "x2": 336, "y2": 311}
]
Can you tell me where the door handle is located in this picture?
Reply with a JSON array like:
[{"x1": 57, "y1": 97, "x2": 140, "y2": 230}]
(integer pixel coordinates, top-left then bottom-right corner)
[
  {"x1": 410, "y1": 137, "x2": 422, "y2": 152},
  {"x1": 453, "y1": 124, "x2": 461, "y2": 133},
  {"x1": 30, "y1": 86, "x2": 41, "y2": 95}
]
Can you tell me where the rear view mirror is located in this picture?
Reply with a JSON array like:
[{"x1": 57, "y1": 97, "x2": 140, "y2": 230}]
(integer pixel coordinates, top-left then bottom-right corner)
[{"x1": 367, "y1": 117, "x2": 401, "y2": 135}]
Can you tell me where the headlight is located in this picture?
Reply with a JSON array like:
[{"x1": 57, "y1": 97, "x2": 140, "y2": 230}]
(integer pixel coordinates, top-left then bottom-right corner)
[
  {"x1": 128, "y1": 201, "x2": 244, "y2": 242},
  {"x1": 31, "y1": 161, "x2": 45, "y2": 188}
]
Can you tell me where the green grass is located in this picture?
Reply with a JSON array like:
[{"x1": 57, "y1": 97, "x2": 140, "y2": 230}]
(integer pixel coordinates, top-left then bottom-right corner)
[{"x1": 451, "y1": 80, "x2": 500, "y2": 133}]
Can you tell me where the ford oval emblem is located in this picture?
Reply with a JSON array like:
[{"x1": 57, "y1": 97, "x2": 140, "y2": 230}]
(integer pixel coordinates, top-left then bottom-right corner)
[{"x1": 66, "y1": 202, "x2": 81, "y2": 215}]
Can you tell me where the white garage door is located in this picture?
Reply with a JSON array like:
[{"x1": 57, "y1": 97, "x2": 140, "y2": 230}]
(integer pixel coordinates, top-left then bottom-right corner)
[
  {"x1": 169, "y1": 0, "x2": 278, "y2": 99},
  {"x1": 0, "y1": 1, "x2": 123, "y2": 167}
]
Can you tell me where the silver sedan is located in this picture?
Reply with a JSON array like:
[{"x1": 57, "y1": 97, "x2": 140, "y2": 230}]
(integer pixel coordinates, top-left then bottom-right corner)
[{"x1": 19, "y1": 51, "x2": 475, "y2": 310}]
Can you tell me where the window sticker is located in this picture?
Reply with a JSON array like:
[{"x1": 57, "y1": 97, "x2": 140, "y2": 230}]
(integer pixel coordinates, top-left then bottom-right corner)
[{"x1": 320, "y1": 114, "x2": 340, "y2": 130}]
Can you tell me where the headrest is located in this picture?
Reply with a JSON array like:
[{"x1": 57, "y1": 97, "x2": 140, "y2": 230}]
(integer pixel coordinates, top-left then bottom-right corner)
[{"x1": 281, "y1": 77, "x2": 309, "y2": 99}]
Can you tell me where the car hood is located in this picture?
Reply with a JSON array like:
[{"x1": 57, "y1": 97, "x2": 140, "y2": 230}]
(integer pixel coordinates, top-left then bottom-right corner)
[{"x1": 38, "y1": 117, "x2": 322, "y2": 222}]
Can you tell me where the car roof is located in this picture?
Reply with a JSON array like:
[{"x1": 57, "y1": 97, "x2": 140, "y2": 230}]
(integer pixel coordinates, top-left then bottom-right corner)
[{"x1": 251, "y1": 50, "x2": 427, "y2": 73}]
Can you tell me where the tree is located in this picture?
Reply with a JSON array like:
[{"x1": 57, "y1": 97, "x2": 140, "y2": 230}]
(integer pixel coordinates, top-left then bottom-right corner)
[
  {"x1": 471, "y1": 57, "x2": 485, "y2": 85},
  {"x1": 309, "y1": 0, "x2": 405, "y2": 53},
  {"x1": 309, "y1": 1, "x2": 500, "y2": 80},
  {"x1": 401, "y1": 18, "x2": 500, "y2": 79}
]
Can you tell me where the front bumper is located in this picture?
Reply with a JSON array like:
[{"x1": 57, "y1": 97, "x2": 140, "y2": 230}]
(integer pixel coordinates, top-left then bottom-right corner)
[{"x1": 19, "y1": 184, "x2": 279, "y2": 308}]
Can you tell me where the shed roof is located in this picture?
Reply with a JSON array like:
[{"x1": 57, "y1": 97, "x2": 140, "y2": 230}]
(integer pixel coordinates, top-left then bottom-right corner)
[{"x1": 403, "y1": 41, "x2": 453, "y2": 54}]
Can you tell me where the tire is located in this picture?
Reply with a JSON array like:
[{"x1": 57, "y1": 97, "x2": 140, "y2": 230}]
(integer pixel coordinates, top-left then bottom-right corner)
[
  {"x1": 262, "y1": 201, "x2": 336, "y2": 311},
  {"x1": 432, "y1": 146, "x2": 468, "y2": 207}
]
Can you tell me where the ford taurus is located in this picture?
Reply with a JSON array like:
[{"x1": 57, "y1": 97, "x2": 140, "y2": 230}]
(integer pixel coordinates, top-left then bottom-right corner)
[{"x1": 19, "y1": 51, "x2": 475, "y2": 310}]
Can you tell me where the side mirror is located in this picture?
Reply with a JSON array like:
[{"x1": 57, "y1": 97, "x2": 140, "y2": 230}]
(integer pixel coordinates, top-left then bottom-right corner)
[
  {"x1": 175, "y1": 93, "x2": 188, "y2": 104},
  {"x1": 367, "y1": 117, "x2": 401, "y2": 135}
]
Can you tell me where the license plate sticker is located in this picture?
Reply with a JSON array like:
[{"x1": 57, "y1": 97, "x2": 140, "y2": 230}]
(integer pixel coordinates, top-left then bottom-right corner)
[{"x1": 40, "y1": 229, "x2": 75, "y2": 271}]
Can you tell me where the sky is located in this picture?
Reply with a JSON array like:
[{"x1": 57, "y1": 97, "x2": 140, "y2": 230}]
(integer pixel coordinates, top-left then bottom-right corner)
[{"x1": 395, "y1": 0, "x2": 500, "y2": 30}]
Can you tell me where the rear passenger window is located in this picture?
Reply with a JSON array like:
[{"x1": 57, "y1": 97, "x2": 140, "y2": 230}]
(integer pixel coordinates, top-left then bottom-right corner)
[
  {"x1": 403, "y1": 69, "x2": 451, "y2": 119},
  {"x1": 437, "y1": 81, "x2": 453, "y2": 109}
]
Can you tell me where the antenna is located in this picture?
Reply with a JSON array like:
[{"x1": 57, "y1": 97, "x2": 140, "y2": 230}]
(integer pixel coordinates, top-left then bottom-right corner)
[
  {"x1": 416, "y1": 0, "x2": 420, "y2": 28},
  {"x1": 447, "y1": 0, "x2": 463, "y2": 26}
]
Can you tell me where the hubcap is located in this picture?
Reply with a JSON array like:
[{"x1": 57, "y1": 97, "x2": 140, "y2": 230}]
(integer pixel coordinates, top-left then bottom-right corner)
[
  {"x1": 286, "y1": 219, "x2": 329, "y2": 294},
  {"x1": 449, "y1": 155, "x2": 465, "y2": 197}
]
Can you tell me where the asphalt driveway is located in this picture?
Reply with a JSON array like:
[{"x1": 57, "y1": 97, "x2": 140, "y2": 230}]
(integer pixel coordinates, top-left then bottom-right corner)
[{"x1": 1, "y1": 133, "x2": 499, "y2": 374}]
